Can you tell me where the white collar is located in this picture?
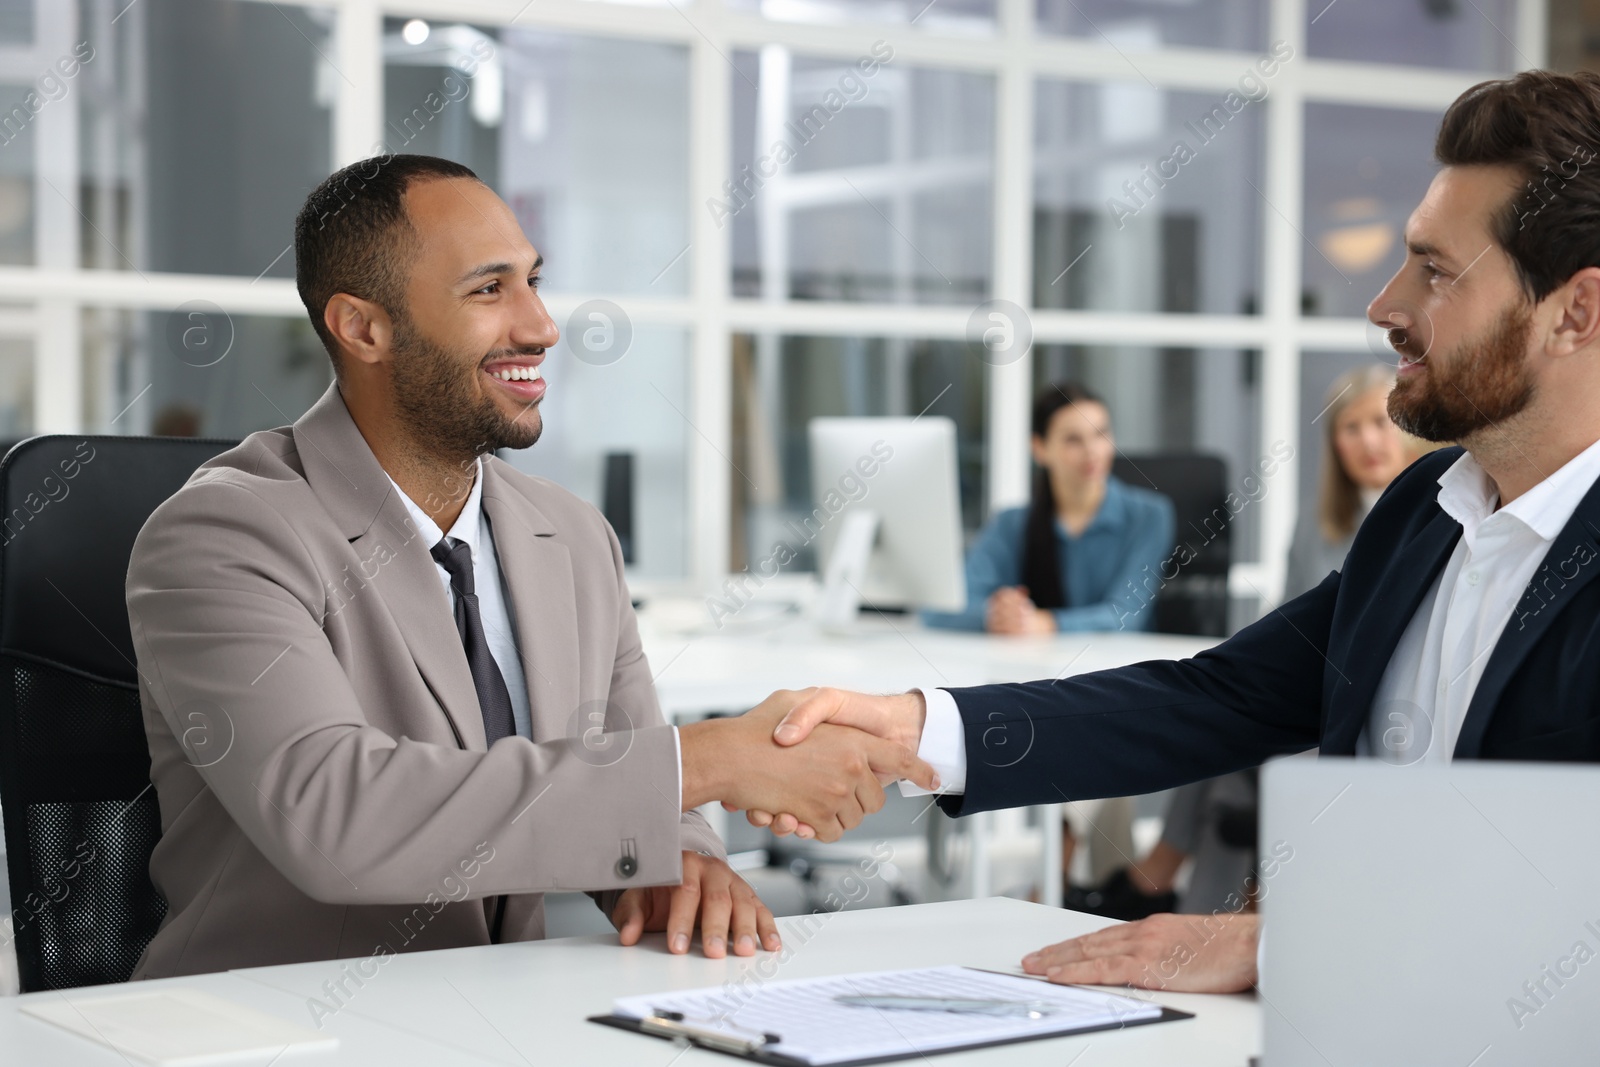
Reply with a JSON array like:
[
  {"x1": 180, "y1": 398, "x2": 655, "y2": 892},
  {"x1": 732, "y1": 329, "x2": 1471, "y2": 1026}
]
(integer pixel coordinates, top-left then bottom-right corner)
[
  {"x1": 386, "y1": 458, "x2": 486, "y2": 560},
  {"x1": 1436, "y1": 436, "x2": 1600, "y2": 547}
]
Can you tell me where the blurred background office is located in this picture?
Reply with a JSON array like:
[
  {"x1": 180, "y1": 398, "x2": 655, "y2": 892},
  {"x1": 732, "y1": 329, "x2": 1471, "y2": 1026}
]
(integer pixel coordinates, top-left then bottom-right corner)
[
  {"x1": 0, "y1": 0, "x2": 1592, "y2": 931},
  {"x1": 0, "y1": 0, "x2": 1589, "y2": 617}
]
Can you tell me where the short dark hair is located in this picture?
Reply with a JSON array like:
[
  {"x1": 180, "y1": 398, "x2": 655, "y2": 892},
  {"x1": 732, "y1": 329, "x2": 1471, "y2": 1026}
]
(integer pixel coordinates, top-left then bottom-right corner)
[
  {"x1": 1436, "y1": 70, "x2": 1600, "y2": 303},
  {"x1": 293, "y1": 153, "x2": 480, "y2": 367}
]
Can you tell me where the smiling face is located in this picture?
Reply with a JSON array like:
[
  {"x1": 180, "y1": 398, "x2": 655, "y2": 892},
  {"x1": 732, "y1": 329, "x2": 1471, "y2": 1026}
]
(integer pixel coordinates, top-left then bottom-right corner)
[
  {"x1": 385, "y1": 176, "x2": 559, "y2": 458},
  {"x1": 1031, "y1": 400, "x2": 1114, "y2": 494},
  {"x1": 1369, "y1": 164, "x2": 1537, "y2": 444}
]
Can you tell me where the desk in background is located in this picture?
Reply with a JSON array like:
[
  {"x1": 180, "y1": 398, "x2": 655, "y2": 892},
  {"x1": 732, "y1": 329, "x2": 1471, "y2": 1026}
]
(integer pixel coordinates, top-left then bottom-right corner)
[
  {"x1": 636, "y1": 605, "x2": 1216, "y2": 905},
  {"x1": 0, "y1": 898, "x2": 1259, "y2": 1065},
  {"x1": 638, "y1": 607, "x2": 1212, "y2": 719}
]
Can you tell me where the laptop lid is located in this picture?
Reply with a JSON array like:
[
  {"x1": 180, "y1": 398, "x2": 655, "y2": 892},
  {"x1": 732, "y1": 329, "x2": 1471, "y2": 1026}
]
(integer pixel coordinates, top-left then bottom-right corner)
[{"x1": 1260, "y1": 757, "x2": 1598, "y2": 1064}]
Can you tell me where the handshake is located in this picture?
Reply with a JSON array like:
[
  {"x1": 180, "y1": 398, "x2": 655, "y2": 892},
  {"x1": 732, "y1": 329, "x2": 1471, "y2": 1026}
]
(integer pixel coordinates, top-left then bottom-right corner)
[{"x1": 679, "y1": 688, "x2": 935, "y2": 841}]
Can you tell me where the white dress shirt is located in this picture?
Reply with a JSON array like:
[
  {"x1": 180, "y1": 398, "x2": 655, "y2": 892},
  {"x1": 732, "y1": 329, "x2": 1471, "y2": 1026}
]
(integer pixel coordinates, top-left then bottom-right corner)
[
  {"x1": 907, "y1": 438, "x2": 1600, "y2": 793},
  {"x1": 1360, "y1": 437, "x2": 1600, "y2": 762},
  {"x1": 388, "y1": 460, "x2": 533, "y2": 739},
  {"x1": 387, "y1": 462, "x2": 681, "y2": 781}
]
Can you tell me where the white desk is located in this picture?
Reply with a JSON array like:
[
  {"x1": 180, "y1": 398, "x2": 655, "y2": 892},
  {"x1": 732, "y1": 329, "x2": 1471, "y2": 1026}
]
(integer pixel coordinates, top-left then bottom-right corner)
[
  {"x1": 638, "y1": 608, "x2": 1213, "y2": 720},
  {"x1": 0, "y1": 898, "x2": 1259, "y2": 1065},
  {"x1": 638, "y1": 608, "x2": 1216, "y2": 903}
]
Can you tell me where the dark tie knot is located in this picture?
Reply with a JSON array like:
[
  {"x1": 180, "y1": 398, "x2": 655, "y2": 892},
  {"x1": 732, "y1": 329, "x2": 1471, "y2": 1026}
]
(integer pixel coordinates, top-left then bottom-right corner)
[{"x1": 430, "y1": 537, "x2": 475, "y2": 597}]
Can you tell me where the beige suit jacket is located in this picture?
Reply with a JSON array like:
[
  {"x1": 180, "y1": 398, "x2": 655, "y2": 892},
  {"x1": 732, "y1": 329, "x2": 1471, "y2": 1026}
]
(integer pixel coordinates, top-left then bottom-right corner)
[{"x1": 126, "y1": 383, "x2": 720, "y2": 978}]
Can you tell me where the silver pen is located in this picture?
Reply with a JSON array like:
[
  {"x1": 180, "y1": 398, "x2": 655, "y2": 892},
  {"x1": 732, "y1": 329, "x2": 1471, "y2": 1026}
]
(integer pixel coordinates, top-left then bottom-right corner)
[
  {"x1": 835, "y1": 994, "x2": 1061, "y2": 1018},
  {"x1": 641, "y1": 1010, "x2": 781, "y2": 1054}
]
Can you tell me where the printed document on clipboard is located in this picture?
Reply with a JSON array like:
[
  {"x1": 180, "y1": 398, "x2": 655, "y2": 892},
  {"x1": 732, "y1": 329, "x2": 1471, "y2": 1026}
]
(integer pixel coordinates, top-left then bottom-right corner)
[{"x1": 590, "y1": 964, "x2": 1191, "y2": 1065}]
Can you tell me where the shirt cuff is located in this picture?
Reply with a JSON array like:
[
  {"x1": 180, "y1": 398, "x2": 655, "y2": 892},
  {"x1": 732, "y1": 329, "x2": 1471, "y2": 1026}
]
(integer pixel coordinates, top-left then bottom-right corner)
[
  {"x1": 672, "y1": 724, "x2": 682, "y2": 807},
  {"x1": 898, "y1": 687, "x2": 967, "y2": 797}
]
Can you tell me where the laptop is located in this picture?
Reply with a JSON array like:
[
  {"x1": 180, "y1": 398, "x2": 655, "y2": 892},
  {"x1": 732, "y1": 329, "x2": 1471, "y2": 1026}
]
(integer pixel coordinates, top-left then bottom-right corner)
[{"x1": 1260, "y1": 758, "x2": 1598, "y2": 1065}]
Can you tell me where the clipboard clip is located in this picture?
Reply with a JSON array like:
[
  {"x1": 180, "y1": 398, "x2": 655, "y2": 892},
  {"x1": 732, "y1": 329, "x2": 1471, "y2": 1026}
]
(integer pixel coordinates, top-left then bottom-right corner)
[{"x1": 641, "y1": 1010, "x2": 782, "y2": 1055}]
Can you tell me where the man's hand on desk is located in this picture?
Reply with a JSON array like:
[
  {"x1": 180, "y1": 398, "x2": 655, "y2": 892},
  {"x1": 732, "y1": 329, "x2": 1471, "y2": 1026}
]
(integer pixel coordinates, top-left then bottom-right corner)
[
  {"x1": 679, "y1": 689, "x2": 938, "y2": 842},
  {"x1": 732, "y1": 688, "x2": 930, "y2": 839},
  {"x1": 1021, "y1": 913, "x2": 1259, "y2": 994},
  {"x1": 611, "y1": 851, "x2": 780, "y2": 958}
]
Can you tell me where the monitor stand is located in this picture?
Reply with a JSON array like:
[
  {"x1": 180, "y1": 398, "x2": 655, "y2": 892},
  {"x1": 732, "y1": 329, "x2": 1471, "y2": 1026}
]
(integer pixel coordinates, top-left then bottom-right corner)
[{"x1": 813, "y1": 509, "x2": 880, "y2": 632}]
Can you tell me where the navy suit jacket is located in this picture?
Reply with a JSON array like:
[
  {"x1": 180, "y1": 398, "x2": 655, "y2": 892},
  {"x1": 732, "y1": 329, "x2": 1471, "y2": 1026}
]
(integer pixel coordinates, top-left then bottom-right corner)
[{"x1": 939, "y1": 447, "x2": 1600, "y2": 817}]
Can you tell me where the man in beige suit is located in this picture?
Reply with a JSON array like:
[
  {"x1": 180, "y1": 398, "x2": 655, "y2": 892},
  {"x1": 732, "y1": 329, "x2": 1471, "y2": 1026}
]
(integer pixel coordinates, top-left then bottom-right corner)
[{"x1": 126, "y1": 154, "x2": 933, "y2": 978}]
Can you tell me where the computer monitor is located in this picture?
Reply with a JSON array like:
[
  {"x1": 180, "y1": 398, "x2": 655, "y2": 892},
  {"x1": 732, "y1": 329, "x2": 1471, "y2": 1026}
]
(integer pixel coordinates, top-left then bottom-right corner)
[{"x1": 807, "y1": 417, "x2": 966, "y2": 627}]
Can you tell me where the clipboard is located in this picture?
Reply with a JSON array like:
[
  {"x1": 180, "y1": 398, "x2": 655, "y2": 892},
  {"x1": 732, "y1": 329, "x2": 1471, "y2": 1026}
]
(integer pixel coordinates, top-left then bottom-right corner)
[
  {"x1": 588, "y1": 1006, "x2": 1193, "y2": 1065},
  {"x1": 587, "y1": 965, "x2": 1194, "y2": 1066}
]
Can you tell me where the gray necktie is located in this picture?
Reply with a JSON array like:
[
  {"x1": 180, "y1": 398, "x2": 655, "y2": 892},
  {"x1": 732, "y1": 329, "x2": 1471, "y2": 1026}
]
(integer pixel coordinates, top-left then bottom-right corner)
[{"x1": 430, "y1": 537, "x2": 517, "y2": 745}]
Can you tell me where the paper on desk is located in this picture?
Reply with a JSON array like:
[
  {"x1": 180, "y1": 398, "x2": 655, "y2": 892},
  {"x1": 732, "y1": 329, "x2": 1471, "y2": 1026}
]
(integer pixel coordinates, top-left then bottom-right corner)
[
  {"x1": 613, "y1": 964, "x2": 1162, "y2": 1065},
  {"x1": 22, "y1": 987, "x2": 338, "y2": 1066}
]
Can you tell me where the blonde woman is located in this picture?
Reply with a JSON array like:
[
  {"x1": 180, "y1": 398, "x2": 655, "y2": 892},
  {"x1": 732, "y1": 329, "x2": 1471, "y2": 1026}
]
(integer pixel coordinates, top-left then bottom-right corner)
[
  {"x1": 1071, "y1": 365, "x2": 1413, "y2": 920},
  {"x1": 1285, "y1": 365, "x2": 1412, "y2": 599}
]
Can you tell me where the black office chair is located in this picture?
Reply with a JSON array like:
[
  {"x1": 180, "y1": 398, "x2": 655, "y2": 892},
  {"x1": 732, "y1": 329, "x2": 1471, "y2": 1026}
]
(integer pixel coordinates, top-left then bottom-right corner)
[
  {"x1": 0, "y1": 434, "x2": 235, "y2": 991},
  {"x1": 1111, "y1": 453, "x2": 1231, "y2": 638}
]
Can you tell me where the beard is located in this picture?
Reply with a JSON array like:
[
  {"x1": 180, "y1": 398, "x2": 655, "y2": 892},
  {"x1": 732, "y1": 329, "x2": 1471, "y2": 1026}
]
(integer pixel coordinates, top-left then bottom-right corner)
[
  {"x1": 1386, "y1": 301, "x2": 1535, "y2": 443},
  {"x1": 388, "y1": 314, "x2": 543, "y2": 460}
]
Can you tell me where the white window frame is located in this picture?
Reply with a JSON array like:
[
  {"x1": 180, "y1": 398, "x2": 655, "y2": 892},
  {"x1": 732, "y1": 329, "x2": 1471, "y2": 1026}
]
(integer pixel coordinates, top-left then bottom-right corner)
[{"x1": 3, "y1": 0, "x2": 1546, "y2": 604}]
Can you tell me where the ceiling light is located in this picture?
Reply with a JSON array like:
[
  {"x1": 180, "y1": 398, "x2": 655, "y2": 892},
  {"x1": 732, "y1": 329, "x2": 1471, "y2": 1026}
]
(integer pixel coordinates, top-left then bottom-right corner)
[{"x1": 1320, "y1": 222, "x2": 1396, "y2": 274}]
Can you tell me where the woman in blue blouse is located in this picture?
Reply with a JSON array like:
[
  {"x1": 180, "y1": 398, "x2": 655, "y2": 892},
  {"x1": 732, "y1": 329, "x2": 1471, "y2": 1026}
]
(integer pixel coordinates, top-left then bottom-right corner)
[{"x1": 924, "y1": 382, "x2": 1174, "y2": 634}]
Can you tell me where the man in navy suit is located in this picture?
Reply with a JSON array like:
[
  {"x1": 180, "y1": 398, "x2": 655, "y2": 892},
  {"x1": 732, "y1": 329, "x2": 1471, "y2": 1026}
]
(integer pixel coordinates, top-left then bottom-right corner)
[{"x1": 735, "y1": 69, "x2": 1600, "y2": 993}]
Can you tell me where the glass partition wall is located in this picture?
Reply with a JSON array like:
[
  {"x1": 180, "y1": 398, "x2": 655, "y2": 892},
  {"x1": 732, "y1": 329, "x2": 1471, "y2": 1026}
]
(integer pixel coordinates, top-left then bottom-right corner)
[{"x1": 0, "y1": 0, "x2": 1545, "y2": 606}]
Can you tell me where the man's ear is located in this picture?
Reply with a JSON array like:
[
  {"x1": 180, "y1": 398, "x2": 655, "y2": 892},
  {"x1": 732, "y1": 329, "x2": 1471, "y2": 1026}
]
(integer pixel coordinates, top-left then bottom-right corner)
[
  {"x1": 1549, "y1": 267, "x2": 1600, "y2": 358},
  {"x1": 323, "y1": 293, "x2": 394, "y2": 370}
]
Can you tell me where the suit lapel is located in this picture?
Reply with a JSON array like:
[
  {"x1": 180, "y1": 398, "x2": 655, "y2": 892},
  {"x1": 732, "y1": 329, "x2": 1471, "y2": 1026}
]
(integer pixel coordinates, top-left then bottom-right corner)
[
  {"x1": 480, "y1": 461, "x2": 577, "y2": 744},
  {"x1": 293, "y1": 383, "x2": 487, "y2": 751},
  {"x1": 1454, "y1": 498, "x2": 1600, "y2": 758},
  {"x1": 1322, "y1": 509, "x2": 1462, "y2": 754},
  {"x1": 355, "y1": 505, "x2": 488, "y2": 751}
]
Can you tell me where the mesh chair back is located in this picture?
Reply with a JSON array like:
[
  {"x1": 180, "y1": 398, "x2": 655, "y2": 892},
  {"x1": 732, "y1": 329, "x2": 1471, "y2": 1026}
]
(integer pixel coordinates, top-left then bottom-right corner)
[
  {"x1": 1112, "y1": 453, "x2": 1232, "y2": 637},
  {"x1": 0, "y1": 435, "x2": 234, "y2": 991}
]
